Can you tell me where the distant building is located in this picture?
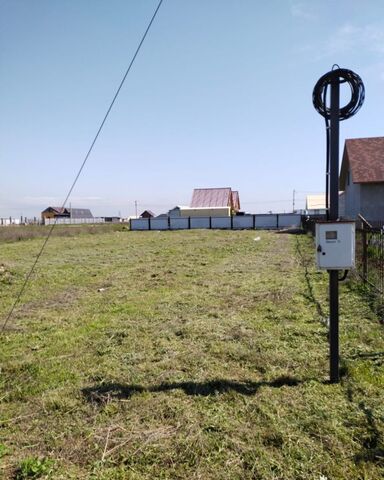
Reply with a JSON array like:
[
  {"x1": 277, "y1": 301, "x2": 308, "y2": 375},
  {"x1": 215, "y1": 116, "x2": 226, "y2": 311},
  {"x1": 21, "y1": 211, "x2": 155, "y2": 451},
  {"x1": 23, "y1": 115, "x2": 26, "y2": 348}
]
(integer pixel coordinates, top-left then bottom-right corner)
[
  {"x1": 41, "y1": 206, "x2": 93, "y2": 221},
  {"x1": 340, "y1": 137, "x2": 384, "y2": 223},
  {"x1": 140, "y1": 210, "x2": 155, "y2": 218},
  {"x1": 190, "y1": 187, "x2": 240, "y2": 213},
  {"x1": 305, "y1": 195, "x2": 326, "y2": 215}
]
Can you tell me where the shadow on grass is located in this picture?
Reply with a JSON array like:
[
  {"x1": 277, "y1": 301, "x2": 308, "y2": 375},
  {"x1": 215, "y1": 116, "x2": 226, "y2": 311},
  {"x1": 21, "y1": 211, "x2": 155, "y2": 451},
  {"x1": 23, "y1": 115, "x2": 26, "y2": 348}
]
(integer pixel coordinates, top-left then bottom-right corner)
[
  {"x1": 344, "y1": 379, "x2": 384, "y2": 466},
  {"x1": 349, "y1": 351, "x2": 384, "y2": 360},
  {"x1": 354, "y1": 401, "x2": 384, "y2": 466},
  {"x1": 295, "y1": 236, "x2": 327, "y2": 321},
  {"x1": 82, "y1": 375, "x2": 301, "y2": 404},
  {"x1": 275, "y1": 228, "x2": 306, "y2": 235}
]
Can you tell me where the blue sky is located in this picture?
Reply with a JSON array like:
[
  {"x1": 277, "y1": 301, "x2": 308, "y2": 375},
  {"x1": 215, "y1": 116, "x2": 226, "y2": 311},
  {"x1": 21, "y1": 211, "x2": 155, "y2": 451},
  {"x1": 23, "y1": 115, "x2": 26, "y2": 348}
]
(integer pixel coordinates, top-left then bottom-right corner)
[{"x1": 2, "y1": 0, "x2": 384, "y2": 218}]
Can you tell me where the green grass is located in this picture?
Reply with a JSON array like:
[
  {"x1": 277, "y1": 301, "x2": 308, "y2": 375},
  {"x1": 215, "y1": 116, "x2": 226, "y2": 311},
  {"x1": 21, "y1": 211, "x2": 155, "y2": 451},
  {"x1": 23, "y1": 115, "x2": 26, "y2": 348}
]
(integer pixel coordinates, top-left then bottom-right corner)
[{"x1": 0, "y1": 229, "x2": 383, "y2": 479}]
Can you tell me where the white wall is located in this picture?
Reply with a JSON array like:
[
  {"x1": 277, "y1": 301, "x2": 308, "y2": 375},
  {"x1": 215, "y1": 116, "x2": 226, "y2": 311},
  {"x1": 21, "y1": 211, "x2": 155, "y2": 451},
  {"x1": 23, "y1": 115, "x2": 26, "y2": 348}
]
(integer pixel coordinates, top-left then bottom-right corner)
[{"x1": 44, "y1": 217, "x2": 105, "y2": 225}]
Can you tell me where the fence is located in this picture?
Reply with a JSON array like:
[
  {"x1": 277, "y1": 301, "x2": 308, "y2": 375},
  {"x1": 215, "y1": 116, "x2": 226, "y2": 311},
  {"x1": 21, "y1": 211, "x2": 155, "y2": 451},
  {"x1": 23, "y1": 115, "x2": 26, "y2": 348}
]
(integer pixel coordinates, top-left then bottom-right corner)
[
  {"x1": 1, "y1": 218, "x2": 21, "y2": 226},
  {"x1": 130, "y1": 213, "x2": 302, "y2": 231},
  {"x1": 356, "y1": 222, "x2": 384, "y2": 312},
  {"x1": 44, "y1": 217, "x2": 106, "y2": 225}
]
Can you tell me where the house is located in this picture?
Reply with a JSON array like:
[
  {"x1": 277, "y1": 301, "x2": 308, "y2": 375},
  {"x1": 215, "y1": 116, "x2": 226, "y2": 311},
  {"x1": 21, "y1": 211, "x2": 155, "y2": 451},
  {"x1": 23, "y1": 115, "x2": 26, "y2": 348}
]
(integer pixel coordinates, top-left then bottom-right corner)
[
  {"x1": 41, "y1": 206, "x2": 93, "y2": 221},
  {"x1": 190, "y1": 187, "x2": 240, "y2": 213},
  {"x1": 305, "y1": 194, "x2": 326, "y2": 215},
  {"x1": 140, "y1": 210, "x2": 155, "y2": 218},
  {"x1": 339, "y1": 137, "x2": 384, "y2": 222}
]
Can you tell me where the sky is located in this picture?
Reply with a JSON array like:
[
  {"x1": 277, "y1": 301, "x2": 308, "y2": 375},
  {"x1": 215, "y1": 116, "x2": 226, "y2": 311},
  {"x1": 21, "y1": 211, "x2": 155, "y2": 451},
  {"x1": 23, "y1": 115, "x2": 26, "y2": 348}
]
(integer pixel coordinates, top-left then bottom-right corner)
[{"x1": 2, "y1": 0, "x2": 384, "y2": 219}]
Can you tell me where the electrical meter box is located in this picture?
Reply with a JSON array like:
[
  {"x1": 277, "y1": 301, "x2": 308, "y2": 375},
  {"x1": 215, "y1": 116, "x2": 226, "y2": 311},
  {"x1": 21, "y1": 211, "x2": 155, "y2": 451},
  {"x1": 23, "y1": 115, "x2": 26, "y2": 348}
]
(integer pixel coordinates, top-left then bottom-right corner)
[{"x1": 315, "y1": 221, "x2": 355, "y2": 270}]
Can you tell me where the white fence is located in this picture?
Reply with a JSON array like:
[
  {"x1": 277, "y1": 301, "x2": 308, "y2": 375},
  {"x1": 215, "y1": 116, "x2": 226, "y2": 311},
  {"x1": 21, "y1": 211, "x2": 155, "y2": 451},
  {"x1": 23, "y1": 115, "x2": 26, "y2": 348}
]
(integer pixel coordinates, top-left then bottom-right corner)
[
  {"x1": 130, "y1": 214, "x2": 302, "y2": 231},
  {"x1": 44, "y1": 217, "x2": 106, "y2": 225},
  {"x1": 0, "y1": 218, "x2": 21, "y2": 226}
]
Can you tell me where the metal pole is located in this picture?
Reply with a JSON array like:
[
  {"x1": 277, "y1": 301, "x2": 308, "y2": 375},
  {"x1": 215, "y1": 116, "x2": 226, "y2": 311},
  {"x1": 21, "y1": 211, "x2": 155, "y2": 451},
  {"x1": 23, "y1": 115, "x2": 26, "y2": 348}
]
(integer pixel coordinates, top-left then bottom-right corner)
[
  {"x1": 362, "y1": 226, "x2": 368, "y2": 283},
  {"x1": 329, "y1": 76, "x2": 340, "y2": 383}
]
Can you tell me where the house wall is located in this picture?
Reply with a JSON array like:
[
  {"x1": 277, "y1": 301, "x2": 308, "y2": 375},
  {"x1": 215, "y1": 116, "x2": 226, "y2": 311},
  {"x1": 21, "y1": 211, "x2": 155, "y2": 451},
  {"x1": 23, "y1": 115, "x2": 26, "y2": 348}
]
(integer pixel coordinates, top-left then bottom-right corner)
[
  {"x1": 343, "y1": 174, "x2": 361, "y2": 220},
  {"x1": 339, "y1": 192, "x2": 345, "y2": 217},
  {"x1": 360, "y1": 183, "x2": 384, "y2": 222},
  {"x1": 179, "y1": 207, "x2": 231, "y2": 217},
  {"x1": 42, "y1": 211, "x2": 56, "y2": 219},
  {"x1": 168, "y1": 207, "x2": 181, "y2": 217}
]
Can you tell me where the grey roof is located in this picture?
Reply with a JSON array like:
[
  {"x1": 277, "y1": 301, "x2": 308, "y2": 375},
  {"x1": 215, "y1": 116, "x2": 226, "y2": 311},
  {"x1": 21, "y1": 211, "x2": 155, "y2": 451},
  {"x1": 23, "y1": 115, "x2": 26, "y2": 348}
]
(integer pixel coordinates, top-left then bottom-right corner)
[{"x1": 69, "y1": 208, "x2": 93, "y2": 218}]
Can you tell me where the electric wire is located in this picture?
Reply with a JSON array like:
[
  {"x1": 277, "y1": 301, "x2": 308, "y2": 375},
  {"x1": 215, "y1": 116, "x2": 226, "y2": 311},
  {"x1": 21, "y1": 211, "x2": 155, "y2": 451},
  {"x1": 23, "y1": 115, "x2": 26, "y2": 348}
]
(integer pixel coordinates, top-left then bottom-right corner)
[{"x1": 1, "y1": 0, "x2": 164, "y2": 333}]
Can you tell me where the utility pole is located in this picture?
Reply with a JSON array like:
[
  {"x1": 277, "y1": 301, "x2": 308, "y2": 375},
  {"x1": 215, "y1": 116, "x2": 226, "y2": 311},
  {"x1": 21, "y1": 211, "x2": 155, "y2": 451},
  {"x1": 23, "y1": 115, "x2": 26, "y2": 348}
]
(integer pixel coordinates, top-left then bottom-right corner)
[
  {"x1": 135, "y1": 200, "x2": 138, "y2": 218},
  {"x1": 313, "y1": 66, "x2": 364, "y2": 383},
  {"x1": 328, "y1": 76, "x2": 340, "y2": 383},
  {"x1": 292, "y1": 189, "x2": 296, "y2": 213}
]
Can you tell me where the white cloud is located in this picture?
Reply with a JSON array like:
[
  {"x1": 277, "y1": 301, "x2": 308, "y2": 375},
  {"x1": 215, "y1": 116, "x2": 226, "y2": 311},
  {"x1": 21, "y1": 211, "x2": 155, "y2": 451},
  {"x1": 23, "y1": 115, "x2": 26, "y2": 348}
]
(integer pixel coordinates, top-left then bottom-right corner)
[{"x1": 319, "y1": 23, "x2": 384, "y2": 58}]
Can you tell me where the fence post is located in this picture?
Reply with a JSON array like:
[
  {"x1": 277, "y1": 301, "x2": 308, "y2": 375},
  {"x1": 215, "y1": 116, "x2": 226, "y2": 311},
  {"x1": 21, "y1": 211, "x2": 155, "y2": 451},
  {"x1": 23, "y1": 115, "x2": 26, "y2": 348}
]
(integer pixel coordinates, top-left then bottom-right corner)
[
  {"x1": 209, "y1": 216, "x2": 212, "y2": 229},
  {"x1": 253, "y1": 214, "x2": 256, "y2": 229},
  {"x1": 362, "y1": 226, "x2": 368, "y2": 283},
  {"x1": 231, "y1": 215, "x2": 233, "y2": 229},
  {"x1": 188, "y1": 216, "x2": 191, "y2": 229}
]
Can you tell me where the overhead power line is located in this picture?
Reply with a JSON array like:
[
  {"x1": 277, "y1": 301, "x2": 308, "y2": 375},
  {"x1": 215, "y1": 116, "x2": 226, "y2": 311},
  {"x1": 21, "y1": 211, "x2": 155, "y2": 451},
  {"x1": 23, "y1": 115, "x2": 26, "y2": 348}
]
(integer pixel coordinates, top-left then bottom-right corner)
[{"x1": 1, "y1": 0, "x2": 164, "y2": 333}]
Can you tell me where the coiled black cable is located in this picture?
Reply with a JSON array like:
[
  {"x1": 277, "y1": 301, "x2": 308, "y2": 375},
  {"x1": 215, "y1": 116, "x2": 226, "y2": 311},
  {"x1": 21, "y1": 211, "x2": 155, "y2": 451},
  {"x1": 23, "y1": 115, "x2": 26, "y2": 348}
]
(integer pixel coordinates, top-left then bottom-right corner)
[
  {"x1": 313, "y1": 67, "x2": 365, "y2": 120},
  {"x1": 312, "y1": 67, "x2": 365, "y2": 218}
]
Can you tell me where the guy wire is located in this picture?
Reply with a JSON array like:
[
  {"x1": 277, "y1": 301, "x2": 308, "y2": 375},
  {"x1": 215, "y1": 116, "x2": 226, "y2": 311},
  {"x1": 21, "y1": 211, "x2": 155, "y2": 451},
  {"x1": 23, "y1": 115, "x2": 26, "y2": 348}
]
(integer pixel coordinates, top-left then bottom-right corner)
[{"x1": 1, "y1": 0, "x2": 164, "y2": 333}]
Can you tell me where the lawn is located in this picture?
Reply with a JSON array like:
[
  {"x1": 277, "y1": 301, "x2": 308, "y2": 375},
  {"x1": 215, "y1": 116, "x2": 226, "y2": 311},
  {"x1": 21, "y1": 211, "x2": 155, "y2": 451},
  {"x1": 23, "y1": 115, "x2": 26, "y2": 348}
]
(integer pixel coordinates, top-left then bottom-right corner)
[{"x1": 0, "y1": 227, "x2": 383, "y2": 479}]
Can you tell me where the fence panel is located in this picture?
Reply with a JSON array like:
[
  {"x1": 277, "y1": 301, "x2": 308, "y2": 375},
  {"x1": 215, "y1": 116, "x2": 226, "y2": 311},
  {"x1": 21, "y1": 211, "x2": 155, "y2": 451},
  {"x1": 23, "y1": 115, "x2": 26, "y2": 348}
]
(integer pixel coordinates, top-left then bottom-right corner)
[
  {"x1": 255, "y1": 214, "x2": 278, "y2": 229},
  {"x1": 211, "y1": 217, "x2": 232, "y2": 229},
  {"x1": 149, "y1": 218, "x2": 169, "y2": 230},
  {"x1": 170, "y1": 218, "x2": 189, "y2": 230},
  {"x1": 130, "y1": 218, "x2": 150, "y2": 230},
  {"x1": 277, "y1": 214, "x2": 302, "y2": 228},
  {"x1": 233, "y1": 216, "x2": 254, "y2": 229},
  {"x1": 190, "y1": 217, "x2": 210, "y2": 229}
]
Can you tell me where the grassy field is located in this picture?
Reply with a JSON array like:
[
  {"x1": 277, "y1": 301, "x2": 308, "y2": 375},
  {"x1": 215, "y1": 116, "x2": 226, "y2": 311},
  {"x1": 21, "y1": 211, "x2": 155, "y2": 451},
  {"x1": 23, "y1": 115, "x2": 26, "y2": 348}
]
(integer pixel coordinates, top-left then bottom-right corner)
[{"x1": 0, "y1": 227, "x2": 383, "y2": 479}]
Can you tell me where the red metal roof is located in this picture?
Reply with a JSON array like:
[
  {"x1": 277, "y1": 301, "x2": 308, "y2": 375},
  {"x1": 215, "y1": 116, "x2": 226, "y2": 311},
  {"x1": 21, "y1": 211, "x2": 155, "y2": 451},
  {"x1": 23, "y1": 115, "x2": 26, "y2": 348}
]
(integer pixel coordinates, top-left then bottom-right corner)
[
  {"x1": 190, "y1": 188, "x2": 232, "y2": 208},
  {"x1": 340, "y1": 137, "x2": 384, "y2": 188},
  {"x1": 232, "y1": 191, "x2": 240, "y2": 211}
]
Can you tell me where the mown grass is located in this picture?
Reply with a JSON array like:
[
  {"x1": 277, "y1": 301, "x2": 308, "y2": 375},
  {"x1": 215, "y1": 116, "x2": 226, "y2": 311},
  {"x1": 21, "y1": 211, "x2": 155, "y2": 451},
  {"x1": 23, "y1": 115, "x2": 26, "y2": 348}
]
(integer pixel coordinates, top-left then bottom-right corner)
[
  {"x1": 0, "y1": 229, "x2": 383, "y2": 479},
  {"x1": 0, "y1": 224, "x2": 124, "y2": 244}
]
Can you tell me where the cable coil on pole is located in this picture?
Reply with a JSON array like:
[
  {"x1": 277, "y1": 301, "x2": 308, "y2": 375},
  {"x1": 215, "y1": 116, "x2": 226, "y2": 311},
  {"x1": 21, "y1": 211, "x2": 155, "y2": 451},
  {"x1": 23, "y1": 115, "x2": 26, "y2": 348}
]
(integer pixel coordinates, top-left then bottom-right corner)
[
  {"x1": 312, "y1": 67, "x2": 365, "y2": 121},
  {"x1": 312, "y1": 67, "x2": 365, "y2": 220}
]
